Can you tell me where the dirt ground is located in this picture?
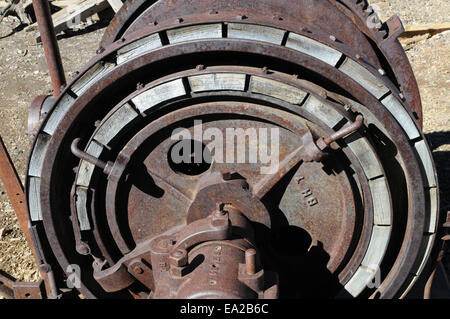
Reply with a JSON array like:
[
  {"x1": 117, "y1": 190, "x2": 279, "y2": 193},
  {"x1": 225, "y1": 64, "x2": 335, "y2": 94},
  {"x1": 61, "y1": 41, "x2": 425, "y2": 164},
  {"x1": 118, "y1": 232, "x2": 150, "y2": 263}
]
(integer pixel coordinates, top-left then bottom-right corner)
[
  {"x1": 0, "y1": 19, "x2": 107, "y2": 282},
  {"x1": 0, "y1": 0, "x2": 448, "y2": 292}
]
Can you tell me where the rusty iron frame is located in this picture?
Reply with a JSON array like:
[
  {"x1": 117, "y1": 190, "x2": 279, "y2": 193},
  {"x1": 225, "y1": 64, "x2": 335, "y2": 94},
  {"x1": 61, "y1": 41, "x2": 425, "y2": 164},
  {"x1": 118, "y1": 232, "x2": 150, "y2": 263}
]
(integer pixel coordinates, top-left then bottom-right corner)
[{"x1": 33, "y1": 37, "x2": 423, "y2": 298}]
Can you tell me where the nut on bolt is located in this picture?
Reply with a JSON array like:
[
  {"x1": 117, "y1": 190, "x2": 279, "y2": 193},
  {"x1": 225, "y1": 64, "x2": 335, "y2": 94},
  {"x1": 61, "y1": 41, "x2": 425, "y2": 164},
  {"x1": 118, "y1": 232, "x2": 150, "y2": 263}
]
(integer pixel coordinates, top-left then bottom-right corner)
[
  {"x1": 169, "y1": 249, "x2": 188, "y2": 267},
  {"x1": 132, "y1": 264, "x2": 144, "y2": 275}
]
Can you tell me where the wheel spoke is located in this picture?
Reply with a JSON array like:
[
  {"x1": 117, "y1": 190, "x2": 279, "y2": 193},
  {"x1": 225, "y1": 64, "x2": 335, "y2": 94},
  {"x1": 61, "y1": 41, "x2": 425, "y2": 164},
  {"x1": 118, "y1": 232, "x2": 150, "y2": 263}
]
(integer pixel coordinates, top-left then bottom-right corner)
[{"x1": 252, "y1": 145, "x2": 304, "y2": 199}]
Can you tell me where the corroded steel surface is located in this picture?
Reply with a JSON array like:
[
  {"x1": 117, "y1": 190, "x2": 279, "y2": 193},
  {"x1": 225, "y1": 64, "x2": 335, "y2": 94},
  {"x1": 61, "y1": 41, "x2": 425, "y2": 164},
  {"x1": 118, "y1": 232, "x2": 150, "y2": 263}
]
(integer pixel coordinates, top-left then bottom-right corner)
[{"x1": 17, "y1": 0, "x2": 442, "y2": 299}]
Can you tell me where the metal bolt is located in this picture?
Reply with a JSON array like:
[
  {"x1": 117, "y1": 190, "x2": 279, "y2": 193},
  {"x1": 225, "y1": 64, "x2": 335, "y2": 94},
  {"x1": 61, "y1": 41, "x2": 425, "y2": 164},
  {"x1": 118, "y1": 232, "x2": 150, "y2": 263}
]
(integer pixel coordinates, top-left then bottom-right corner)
[
  {"x1": 157, "y1": 238, "x2": 170, "y2": 249},
  {"x1": 215, "y1": 202, "x2": 226, "y2": 216},
  {"x1": 132, "y1": 265, "x2": 144, "y2": 275},
  {"x1": 76, "y1": 244, "x2": 90, "y2": 255},
  {"x1": 169, "y1": 249, "x2": 188, "y2": 267},
  {"x1": 378, "y1": 68, "x2": 386, "y2": 76},
  {"x1": 319, "y1": 91, "x2": 328, "y2": 99},
  {"x1": 173, "y1": 250, "x2": 184, "y2": 257},
  {"x1": 245, "y1": 249, "x2": 257, "y2": 275}
]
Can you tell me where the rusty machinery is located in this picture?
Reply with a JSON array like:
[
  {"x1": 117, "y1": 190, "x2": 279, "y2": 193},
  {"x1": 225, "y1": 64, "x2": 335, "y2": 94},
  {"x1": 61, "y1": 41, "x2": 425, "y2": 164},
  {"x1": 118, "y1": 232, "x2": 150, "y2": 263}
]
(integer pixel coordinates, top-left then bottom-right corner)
[{"x1": 0, "y1": 0, "x2": 448, "y2": 299}]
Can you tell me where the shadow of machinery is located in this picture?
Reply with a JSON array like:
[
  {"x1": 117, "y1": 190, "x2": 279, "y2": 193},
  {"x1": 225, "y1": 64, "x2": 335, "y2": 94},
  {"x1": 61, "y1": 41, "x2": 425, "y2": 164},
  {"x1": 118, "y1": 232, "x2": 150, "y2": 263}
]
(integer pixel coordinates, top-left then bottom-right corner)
[
  {"x1": 0, "y1": 2, "x2": 114, "y2": 41},
  {"x1": 426, "y1": 131, "x2": 450, "y2": 294},
  {"x1": 407, "y1": 131, "x2": 450, "y2": 299},
  {"x1": 426, "y1": 131, "x2": 450, "y2": 215}
]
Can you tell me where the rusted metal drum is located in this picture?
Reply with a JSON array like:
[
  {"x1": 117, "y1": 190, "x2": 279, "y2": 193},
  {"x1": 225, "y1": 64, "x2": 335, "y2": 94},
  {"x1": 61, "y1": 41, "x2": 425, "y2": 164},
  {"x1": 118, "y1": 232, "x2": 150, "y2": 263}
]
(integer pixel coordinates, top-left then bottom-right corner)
[{"x1": 25, "y1": 0, "x2": 440, "y2": 299}]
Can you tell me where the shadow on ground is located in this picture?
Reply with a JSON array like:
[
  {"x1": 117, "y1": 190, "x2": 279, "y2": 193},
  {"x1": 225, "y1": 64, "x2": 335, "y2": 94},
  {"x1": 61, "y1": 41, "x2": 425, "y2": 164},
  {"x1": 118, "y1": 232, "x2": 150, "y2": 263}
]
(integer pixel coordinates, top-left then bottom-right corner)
[{"x1": 425, "y1": 131, "x2": 450, "y2": 278}]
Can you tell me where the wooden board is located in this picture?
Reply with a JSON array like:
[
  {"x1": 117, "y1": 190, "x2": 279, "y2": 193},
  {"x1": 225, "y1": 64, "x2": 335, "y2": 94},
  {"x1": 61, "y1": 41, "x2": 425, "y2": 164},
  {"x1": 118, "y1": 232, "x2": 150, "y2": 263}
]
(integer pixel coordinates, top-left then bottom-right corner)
[
  {"x1": 403, "y1": 22, "x2": 450, "y2": 36},
  {"x1": 106, "y1": 0, "x2": 122, "y2": 12},
  {"x1": 25, "y1": 0, "x2": 109, "y2": 42},
  {"x1": 52, "y1": 0, "x2": 85, "y2": 8}
]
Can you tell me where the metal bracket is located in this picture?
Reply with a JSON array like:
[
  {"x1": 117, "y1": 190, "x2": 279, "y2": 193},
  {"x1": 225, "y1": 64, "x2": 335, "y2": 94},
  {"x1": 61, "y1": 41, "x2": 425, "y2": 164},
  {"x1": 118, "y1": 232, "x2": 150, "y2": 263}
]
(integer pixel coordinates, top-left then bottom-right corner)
[{"x1": 0, "y1": 271, "x2": 45, "y2": 299}]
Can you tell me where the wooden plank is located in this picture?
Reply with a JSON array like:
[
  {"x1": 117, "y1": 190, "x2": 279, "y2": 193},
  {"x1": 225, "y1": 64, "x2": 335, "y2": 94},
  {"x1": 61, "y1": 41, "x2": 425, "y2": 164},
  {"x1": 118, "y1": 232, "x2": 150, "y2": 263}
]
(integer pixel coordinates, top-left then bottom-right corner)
[
  {"x1": 28, "y1": 177, "x2": 42, "y2": 221},
  {"x1": 286, "y1": 33, "x2": 343, "y2": 66},
  {"x1": 132, "y1": 79, "x2": 186, "y2": 114},
  {"x1": 116, "y1": 33, "x2": 162, "y2": 64},
  {"x1": 228, "y1": 23, "x2": 286, "y2": 45},
  {"x1": 402, "y1": 22, "x2": 450, "y2": 36},
  {"x1": 380, "y1": 93, "x2": 420, "y2": 140},
  {"x1": 106, "y1": 0, "x2": 122, "y2": 12},
  {"x1": 369, "y1": 178, "x2": 392, "y2": 226},
  {"x1": 344, "y1": 266, "x2": 376, "y2": 297},
  {"x1": 415, "y1": 140, "x2": 437, "y2": 188},
  {"x1": 93, "y1": 103, "x2": 139, "y2": 145},
  {"x1": 302, "y1": 95, "x2": 344, "y2": 129},
  {"x1": 249, "y1": 76, "x2": 308, "y2": 105},
  {"x1": 344, "y1": 133, "x2": 384, "y2": 180},
  {"x1": 51, "y1": 0, "x2": 84, "y2": 8},
  {"x1": 339, "y1": 57, "x2": 389, "y2": 99},
  {"x1": 0, "y1": 0, "x2": 32, "y2": 24},
  {"x1": 75, "y1": 186, "x2": 91, "y2": 231},
  {"x1": 76, "y1": 140, "x2": 104, "y2": 187},
  {"x1": 167, "y1": 24, "x2": 222, "y2": 44},
  {"x1": 25, "y1": 0, "x2": 109, "y2": 42},
  {"x1": 361, "y1": 226, "x2": 391, "y2": 269},
  {"x1": 28, "y1": 133, "x2": 51, "y2": 177},
  {"x1": 188, "y1": 73, "x2": 246, "y2": 92}
]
